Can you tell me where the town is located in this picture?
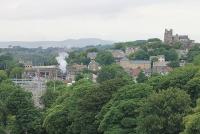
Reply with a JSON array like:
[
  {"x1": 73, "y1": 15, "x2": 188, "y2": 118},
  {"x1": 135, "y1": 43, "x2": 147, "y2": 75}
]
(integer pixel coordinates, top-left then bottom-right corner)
[
  {"x1": 12, "y1": 29, "x2": 196, "y2": 85},
  {"x1": 0, "y1": 28, "x2": 200, "y2": 134}
]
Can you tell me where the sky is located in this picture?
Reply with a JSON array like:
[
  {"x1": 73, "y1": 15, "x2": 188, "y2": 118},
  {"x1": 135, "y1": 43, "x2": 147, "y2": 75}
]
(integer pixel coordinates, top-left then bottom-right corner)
[{"x1": 0, "y1": 0, "x2": 199, "y2": 42}]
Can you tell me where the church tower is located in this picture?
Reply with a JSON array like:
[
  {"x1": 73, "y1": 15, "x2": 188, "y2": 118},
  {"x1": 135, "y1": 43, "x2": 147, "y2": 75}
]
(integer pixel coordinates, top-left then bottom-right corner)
[{"x1": 164, "y1": 29, "x2": 173, "y2": 44}]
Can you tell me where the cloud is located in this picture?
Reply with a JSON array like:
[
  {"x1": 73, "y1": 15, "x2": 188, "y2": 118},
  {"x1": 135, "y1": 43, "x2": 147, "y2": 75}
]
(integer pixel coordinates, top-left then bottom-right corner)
[
  {"x1": 0, "y1": 0, "x2": 182, "y2": 20},
  {"x1": 0, "y1": 0, "x2": 199, "y2": 42}
]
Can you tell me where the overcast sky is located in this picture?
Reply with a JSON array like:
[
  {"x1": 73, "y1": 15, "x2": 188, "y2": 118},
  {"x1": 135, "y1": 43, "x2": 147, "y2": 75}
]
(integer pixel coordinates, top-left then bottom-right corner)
[{"x1": 0, "y1": 0, "x2": 199, "y2": 42}]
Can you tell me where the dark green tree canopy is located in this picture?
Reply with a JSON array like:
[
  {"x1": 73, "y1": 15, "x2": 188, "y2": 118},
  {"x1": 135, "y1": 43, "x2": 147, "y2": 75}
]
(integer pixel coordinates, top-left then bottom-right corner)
[
  {"x1": 97, "y1": 64, "x2": 132, "y2": 83},
  {"x1": 137, "y1": 88, "x2": 191, "y2": 134},
  {"x1": 96, "y1": 51, "x2": 115, "y2": 65}
]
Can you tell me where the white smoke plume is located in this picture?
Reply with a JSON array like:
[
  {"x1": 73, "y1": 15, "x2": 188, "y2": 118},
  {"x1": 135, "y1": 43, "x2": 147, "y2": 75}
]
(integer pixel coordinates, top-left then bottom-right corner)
[{"x1": 56, "y1": 52, "x2": 68, "y2": 73}]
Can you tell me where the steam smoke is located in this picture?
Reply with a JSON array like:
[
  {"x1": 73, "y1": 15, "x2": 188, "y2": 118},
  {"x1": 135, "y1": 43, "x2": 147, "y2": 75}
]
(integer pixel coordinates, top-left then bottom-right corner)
[{"x1": 56, "y1": 52, "x2": 68, "y2": 73}]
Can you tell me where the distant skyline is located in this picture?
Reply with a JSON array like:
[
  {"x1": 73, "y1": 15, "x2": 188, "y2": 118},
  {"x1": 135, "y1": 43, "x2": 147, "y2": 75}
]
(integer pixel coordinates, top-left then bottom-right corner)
[{"x1": 0, "y1": 0, "x2": 199, "y2": 42}]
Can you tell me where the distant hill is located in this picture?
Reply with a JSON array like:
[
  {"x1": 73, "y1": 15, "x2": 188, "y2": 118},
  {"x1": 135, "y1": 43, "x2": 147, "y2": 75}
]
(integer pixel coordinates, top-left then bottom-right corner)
[{"x1": 0, "y1": 38, "x2": 114, "y2": 48}]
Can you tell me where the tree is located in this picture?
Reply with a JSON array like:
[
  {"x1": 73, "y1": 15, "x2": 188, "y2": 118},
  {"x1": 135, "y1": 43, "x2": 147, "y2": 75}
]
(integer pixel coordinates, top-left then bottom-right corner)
[
  {"x1": 187, "y1": 45, "x2": 200, "y2": 62},
  {"x1": 86, "y1": 48, "x2": 98, "y2": 53},
  {"x1": 164, "y1": 49, "x2": 179, "y2": 61},
  {"x1": 137, "y1": 88, "x2": 191, "y2": 134},
  {"x1": 67, "y1": 51, "x2": 91, "y2": 65},
  {"x1": 0, "y1": 101, "x2": 8, "y2": 127},
  {"x1": 129, "y1": 50, "x2": 149, "y2": 60},
  {"x1": 168, "y1": 60, "x2": 180, "y2": 68},
  {"x1": 97, "y1": 84, "x2": 153, "y2": 134},
  {"x1": 10, "y1": 67, "x2": 24, "y2": 79},
  {"x1": 113, "y1": 43, "x2": 126, "y2": 51},
  {"x1": 0, "y1": 127, "x2": 6, "y2": 134},
  {"x1": 193, "y1": 54, "x2": 200, "y2": 66},
  {"x1": 96, "y1": 51, "x2": 115, "y2": 65},
  {"x1": 154, "y1": 66, "x2": 199, "y2": 91},
  {"x1": 75, "y1": 73, "x2": 85, "y2": 81},
  {"x1": 136, "y1": 71, "x2": 148, "y2": 83},
  {"x1": 6, "y1": 89, "x2": 43, "y2": 134},
  {"x1": 185, "y1": 77, "x2": 200, "y2": 105},
  {"x1": 97, "y1": 64, "x2": 131, "y2": 83},
  {"x1": 43, "y1": 105, "x2": 70, "y2": 134},
  {"x1": 41, "y1": 80, "x2": 68, "y2": 108},
  {"x1": 147, "y1": 38, "x2": 162, "y2": 42},
  {"x1": 182, "y1": 99, "x2": 200, "y2": 134},
  {"x1": 0, "y1": 70, "x2": 7, "y2": 83},
  {"x1": 43, "y1": 80, "x2": 97, "y2": 134}
]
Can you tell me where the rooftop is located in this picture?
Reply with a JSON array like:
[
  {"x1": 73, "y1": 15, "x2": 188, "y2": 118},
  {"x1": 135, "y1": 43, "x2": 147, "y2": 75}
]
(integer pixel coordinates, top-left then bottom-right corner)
[
  {"x1": 32, "y1": 65, "x2": 58, "y2": 69},
  {"x1": 132, "y1": 60, "x2": 151, "y2": 64}
]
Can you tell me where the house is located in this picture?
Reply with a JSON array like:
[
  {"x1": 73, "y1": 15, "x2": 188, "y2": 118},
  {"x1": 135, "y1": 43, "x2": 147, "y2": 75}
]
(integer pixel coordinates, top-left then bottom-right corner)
[
  {"x1": 125, "y1": 47, "x2": 139, "y2": 56},
  {"x1": 110, "y1": 50, "x2": 126, "y2": 62},
  {"x1": 67, "y1": 63, "x2": 87, "y2": 82},
  {"x1": 68, "y1": 63, "x2": 87, "y2": 75},
  {"x1": 119, "y1": 57, "x2": 133, "y2": 71},
  {"x1": 151, "y1": 55, "x2": 169, "y2": 67},
  {"x1": 176, "y1": 49, "x2": 188, "y2": 59},
  {"x1": 87, "y1": 52, "x2": 97, "y2": 60},
  {"x1": 88, "y1": 60, "x2": 100, "y2": 72},
  {"x1": 144, "y1": 55, "x2": 172, "y2": 76},
  {"x1": 131, "y1": 68, "x2": 142, "y2": 77},
  {"x1": 144, "y1": 66, "x2": 172, "y2": 76},
  {"x1": 150, "y1": 55, "x2": 165, "y2": 62},
  {"x1": 119, "y1": 58, "x2": 151, "y2": 72},
  {"x1": 132, "y1": 60, "x2": 151, "y2": 70}
]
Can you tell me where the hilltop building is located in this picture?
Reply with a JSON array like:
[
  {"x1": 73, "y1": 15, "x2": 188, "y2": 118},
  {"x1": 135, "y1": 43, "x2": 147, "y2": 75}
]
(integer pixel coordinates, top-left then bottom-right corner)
[{"x1": 164, "y1": 29, "x2": 194, "y2": 48}]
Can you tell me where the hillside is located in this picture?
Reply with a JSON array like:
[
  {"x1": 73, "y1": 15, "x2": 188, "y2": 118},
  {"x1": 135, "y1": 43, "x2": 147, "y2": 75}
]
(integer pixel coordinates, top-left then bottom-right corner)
[{"x1": 0, "y1": 38, "x2": 114, "y2": 48}]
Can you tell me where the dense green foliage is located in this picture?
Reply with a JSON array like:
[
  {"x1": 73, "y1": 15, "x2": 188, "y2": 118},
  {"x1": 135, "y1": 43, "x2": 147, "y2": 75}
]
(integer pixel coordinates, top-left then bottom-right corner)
[
  {"x1": 97, "y1": 84, "x2": 153, "y2": 134},
  {"x1": 1, "y1": 47, "x2": 58, "y2": 66},
  {"x1": 0, "y1": 72, "x2": 43, "y2": 134},
  {"x1": 136, "y1": 71, "x2": 148, "y2": 83},
  {"x1": 97, "y1": 64, "x2": 131, "y2": 83},
  {"x1": 182, "y1": 99, "x2": 200, "y2": 134},
  {"x1": 187, "y1": 45, "x2": 200, "y2": 62},
  {"x1": 96, "y1": 51, "x2": 115, "y2": 65},
  {"x1": 41, "y1": 80, "x2": 68, "y2": 108},
  {"x1": 2, "y1": 42, "x2": 200, "y2": 134},
  {"x1": 137, "y1": 88, "x2": 191, "y2": 134},
  {"x1": 129, "y1": 49, "x2": 149, "y2": 60},
  {"x1": 168, "y1": 60, "x2": 180, "y2": 68},
  {"x1": 67, "y1": 51, "x2": 90, "y2": 65}
]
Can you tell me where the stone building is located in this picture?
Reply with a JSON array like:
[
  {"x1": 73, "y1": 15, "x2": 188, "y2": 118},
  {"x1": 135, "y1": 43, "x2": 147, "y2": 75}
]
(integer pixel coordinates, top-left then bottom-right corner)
[
  {"x1": 88, "y1": 60, "x2": 100, "y2": 72},
  {"x1": 125, "y1": 47, "x2": 139, "y2": 56},
  {"x1": 24, "y1": 65, "x2": 59, "y2": 80},
  {"x1": 67, "y1": 63, "x2": 87, "y2": 82},
  {"x1": 119, "y1": 58, "x2": 151, "y2": 71},
  {"x1": 110, "y1": 50, "x2": 126, "y2": 62},
  {"x1": 164, "y1": 29, "x2": 194, "y2": 48}
]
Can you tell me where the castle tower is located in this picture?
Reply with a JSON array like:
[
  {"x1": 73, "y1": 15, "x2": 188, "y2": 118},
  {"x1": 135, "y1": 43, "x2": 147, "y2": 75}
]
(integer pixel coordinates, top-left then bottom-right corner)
[
  {"x1": 164, "y1": 29, "x2": 173, "y2": 44},
  {"x1": 174, "y1": 34, "x2": 180, "y2": 42}
]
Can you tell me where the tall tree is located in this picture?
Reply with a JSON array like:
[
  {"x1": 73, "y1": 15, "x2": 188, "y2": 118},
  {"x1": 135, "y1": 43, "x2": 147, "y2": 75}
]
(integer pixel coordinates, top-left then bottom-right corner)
[
  {"x1": 182, "y1": 99, "x2": 200, "y2": 134},
  {"x1": 136, "y1": 71, "x2": 148, "y2": 83},
  {"x1": 97, "y1": 64, "x2": 131, "y2": 83},
  {"x1": 97, "y1": 84, "x2": 153, "y2": 134},
  {"x1": 137, "y1": 88, "x2": 191, "y2": 134},
  {"x1": 96, "y1": 51, "x2": 115, "y2": 65}
]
